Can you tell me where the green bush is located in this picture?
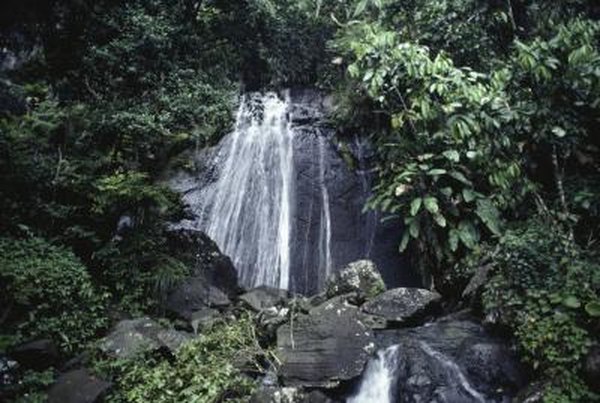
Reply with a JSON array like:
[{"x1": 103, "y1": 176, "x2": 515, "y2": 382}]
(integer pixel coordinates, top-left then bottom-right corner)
[
  {"x1": 481, "y1": 219, "x2": 600, "y2": 401},
  {"x1": 0, "y1": 237, "x2": 108, "y2": 353},
  {"x1": 93, "y1": 313, "x2": 260, "y2": 402}
]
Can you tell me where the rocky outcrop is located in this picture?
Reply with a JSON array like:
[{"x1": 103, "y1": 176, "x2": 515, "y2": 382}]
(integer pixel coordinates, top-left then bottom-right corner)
[
  {"x1": 99, "y1": 318, "x2": 191, "y2": 359},
  {"x1": 10, "y1": 339, "x2": 58, "y2": 370},
  {"x1": 325, "y1": 260, "x2": 386, "y2": 300},
  {"x1": 48, "y1": 369, "x2": 111, "y2": 403},
  {"x1": 276, "y1": 295, "x2": 375, "y2": 388},
  {"x1": 361, "y1": 288, "x2": 441, "y2": 324},
  {"x1": 165, "y1": 277, "x2": 231, "y2": 321},
  {"x1": 239, "y1": 286, "x2": 290, "y2": 311}
]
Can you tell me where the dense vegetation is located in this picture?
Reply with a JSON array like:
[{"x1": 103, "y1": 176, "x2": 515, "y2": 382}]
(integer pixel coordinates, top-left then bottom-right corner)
[{"x1": 1, "y1": 0, "x2": 599, "y2": 401}]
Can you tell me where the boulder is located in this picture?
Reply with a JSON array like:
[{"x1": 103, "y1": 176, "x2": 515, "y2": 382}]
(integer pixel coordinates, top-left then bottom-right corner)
[
  {"x1": 10, "y1": 339, "x2": 59, "y2": 370},
  {"x1": 584, "y1": 345, "x2": 600, "y2": 392},
  {"x1": 325, "y1": 260, "x2": 386, "y2": 300},
  {"x1": 277, "y1": 295, "x2": 375, "y2": 387},
  {"x1": 257, "y1": 306, "x2": 290, "y2": 341},
  {"x1": 373, "y1": 317, "x2": 524, "y2": 402},
  {"x1": 165, "y1": 277, "x2": 231, "y2": 321},
  {"x1": 48, "y1": 369, "x2": 111, "y2": 403},
  {"x1": 239, "y1": 286, "x2": 290, "y2": 311},
  {"x1": 165, "y1": 228, "x2": 239, "y2": 296},
  {"x1": 361, "y1": 288, "x2": 441, "y2": 324},
  {"x1": 190, "y1": 308, "x2": 221, "y2": 334},
  {"x1": 99, "y1": 318, "x2": 190, "y2": 359}
]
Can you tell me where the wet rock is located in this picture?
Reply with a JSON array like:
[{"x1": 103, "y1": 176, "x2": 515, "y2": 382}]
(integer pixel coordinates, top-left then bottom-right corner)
[
  {"x1": 375, "y1": 318, "x2": 524, "y2": 402},
  {"x1": 165, "y1": 277, "x2": 231, "y2": 321},
  {"x1": 361, "y1": 288, "x2": 441, "y2": 324},
  {"x1": 257, "y1": 306, "x2": 290, "y2": 341},
  {"x1": 10, "y1": 339, "x2": 59, "y2": 370},
  {"x1": 239, "y1": 286, "x2": 290, "y2": 311},
  {"x1": 277, "y1": 295, "x2": 375, "y2": 388},
  {"x1": 99, "y1": 318, "x2": 190, "y2": 359},
  {"x1": 48, "y1": 369, "x2": 111, "y2": 403},
  {"x1": 325, "y1": 260, "x2": 386, "y2": 300},
  {"x1": 584, "y1": 345, "x2": 600, "y2": 392}
]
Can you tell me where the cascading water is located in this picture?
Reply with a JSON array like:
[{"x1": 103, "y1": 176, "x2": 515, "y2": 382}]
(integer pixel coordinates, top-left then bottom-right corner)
[
  {"x1": 348, "y1": 345, "x2": 400, "y2": 403},
  {"x1": 198, "y1": 92, "x2": 295, "y2": 289},
  {"x1": 169, "y1": 89, "x2": 413, "y2": 293}
]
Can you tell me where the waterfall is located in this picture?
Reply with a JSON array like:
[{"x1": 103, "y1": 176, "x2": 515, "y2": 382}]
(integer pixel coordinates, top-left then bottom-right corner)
[
  {"x1": 168, "y1": 89, "x2": 409, "y2": 293},
  {"x1": 199, "y1": 92, "x2": 295, "y2": 289},
  {"x1": 348, "y1": 345, "x2": 400, "y2": 403}
]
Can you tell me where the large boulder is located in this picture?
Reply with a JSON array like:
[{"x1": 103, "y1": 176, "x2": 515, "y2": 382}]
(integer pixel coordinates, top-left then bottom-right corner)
[
  {"x1": 239, "y1": 286, "x2": 290, "y2": 311},
  {"x1": 325, "y1": 260, "x2": 386, "y2": 300},
  {"x1": 372, "y1": 316, "x2": 524, "y2": 402},
  {"x1": 99, "y1": 318, "x2": 190, "y2": 359},
  {"x1": 10, "y1": 339, "x2": 59, "y2": 370},
  {"x1": 361, "y1": 288, "x2": 441, "y2": 324},
  {"x1": 276, "y1": 295, "x2": 375, "y2": 388},
  {"x1": 48, "y1": 369, "x2": 111, "y2": 403},
  {"x1": 165, "y1": 277, "x2": 231, "y2": 321}
]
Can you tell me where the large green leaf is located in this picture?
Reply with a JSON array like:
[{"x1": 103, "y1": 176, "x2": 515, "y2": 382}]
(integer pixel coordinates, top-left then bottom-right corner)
[
  {"x1": 410, "y1": 198, "x2": 423, "y2": 216},
  {"x1": 475, "y1": 198, "x2": 501, "y2": 235},
  {"x1": 424, "y1": 197, "x2": 439, "y2": 214},
  {"x1": 585, "y1": 301, "x2": 600, "y2": 317}
]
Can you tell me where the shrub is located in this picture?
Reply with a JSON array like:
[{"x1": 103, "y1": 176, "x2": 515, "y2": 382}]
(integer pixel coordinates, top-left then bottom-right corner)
[
  {"x1": 0, "y1": 237, "x2": 108, "y2": 353},
  {"x1": 481, "y1": 219, "x2": 600, "y2": 401},
  {"x1": 93, "y1": 313, "x2": 260, "y2": 402}
]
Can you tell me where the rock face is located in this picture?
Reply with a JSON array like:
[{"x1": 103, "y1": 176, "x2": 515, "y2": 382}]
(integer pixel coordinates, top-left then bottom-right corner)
[
  {"x1": 361, "y1": 288, "x2": 441, "y2": 324},
  {"x1": 276, "y1": 295, "x2": 375, "y2": 387},
  {"x1": 239, "y1": 286, "x2": 290, "y2": 311},
  {"x1": 166, "y1": 277, "x2": 231, "y2": 321},
  {"x1": 99, "y1": 318, "x2": 190, "y2": 359},
  {"x1": 372, "y1": 316, "x2": 524, "y2": 402},
  {"x1": 326, "y1": 260, "x2": 386, "y2": 300},
  {"x1": 48, "y1": 369, "x2": 111, "y2": 403},
  {"x1": 10, "y1": 339, "x2": 58, "y2": 370}
]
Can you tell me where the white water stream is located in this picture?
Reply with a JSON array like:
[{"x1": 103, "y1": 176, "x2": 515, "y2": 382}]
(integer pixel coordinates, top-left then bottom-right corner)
[
  {"x1": 200, "y1": 93, "x2": 295, "y2": 289},
  {"x1": 348, "y1": 345, "x2": 400, "y2": 403}
]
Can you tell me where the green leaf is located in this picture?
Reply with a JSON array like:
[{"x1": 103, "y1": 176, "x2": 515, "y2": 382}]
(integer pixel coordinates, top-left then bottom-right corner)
[
  {"x1": 424, "y1": 197, "x2": 439, "y2": 214},
  {"x1": 442, "y1": 150, "x2": 460, "y2": 162},
  {"x1": 399, "y1": 232, "x2": 410, "y2": 252},
  {"x1": 409, "y1": 220, "x2": 420, "y2": 238},
  {"x1": 434, "y1": 214, "x2": 447, "y2": 227},
  {"x1": 458, "y1": 221, "x2": 479, "y2": 249},
  {"x1": 353, "y1": 0, "x2": 368, "y2": 16},
  {"x1": 552, "y1": 126, "x2": 567, "y2": 138},
  {"x1": 585, "y1": 301, "x2": 600, "y2": 317},
  {"x1": 427, "y1": 169, "x2": 447, "y2": 176},
  {"x1": 475, "y1": 199, "x2": 501, "y2": 235},
  {"x1": 410, "y1": 198, "x2": 423, "y2": 216},
  {"x1": 449, "y1": 171, "x2": 472, "y2": 185},
  {"x1": 563, "y1": 296, "x2": 581, "y2": 309},
  {"x1": 449, "y1": 229, "x2": 459, "y2": 251},
  {"x1": 462, "y1": 188, "x2": 477, "y2": 203}
]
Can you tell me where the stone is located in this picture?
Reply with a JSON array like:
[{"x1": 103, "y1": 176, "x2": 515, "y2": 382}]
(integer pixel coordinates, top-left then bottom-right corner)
[
  {"x1": 257, "y1": 306, "x2": 290, "y2": 341},
  {"x1": 190, "y1": 308, "x2": 221, "y2": 334},
  {"x1": 10, "y1": 339, "x2": 59, "y2": 370},
  {"x1": 276, "y1": 295, "x2": 375, "y2": 387},
  {"x1": 584, "y1": 345, "x2": 600, "y2": 392},
  {"x1": 48, "y1": 369, "x2": 111, "y2": 403},
  {"x1": 165, "y1": 277, "x2": 231, "y2": 321},
  {"x1": 99, "y1": 318, "x2": 190, "y2": 359},
  {"x1": 361, "y1": 287, "x2": 441, "y2": 324},
  {"x1": 239, "y1": 286, "x2": 290, "y2": 311},
  {"x1": 325, "y1": 260, "x2": 386, "y2": 300}
]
